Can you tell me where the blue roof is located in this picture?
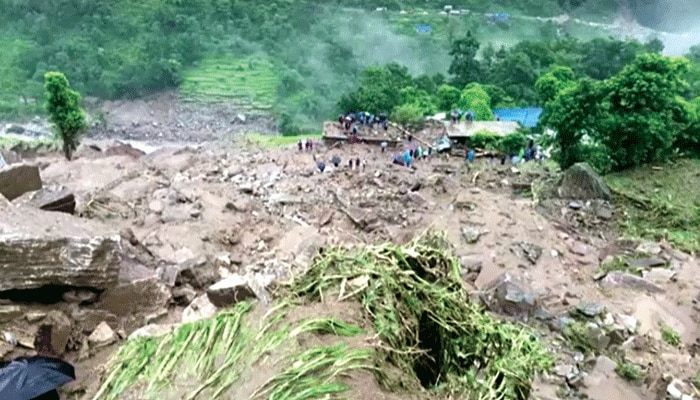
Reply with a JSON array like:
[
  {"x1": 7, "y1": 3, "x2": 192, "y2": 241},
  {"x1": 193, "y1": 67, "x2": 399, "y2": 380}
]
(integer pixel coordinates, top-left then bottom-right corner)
[
  {"x1": 492, "y1": 108, "x2": 543, "y2": 128},
  {"x1": 416, "y1": 24, "x2": 432, "y2": 33}
]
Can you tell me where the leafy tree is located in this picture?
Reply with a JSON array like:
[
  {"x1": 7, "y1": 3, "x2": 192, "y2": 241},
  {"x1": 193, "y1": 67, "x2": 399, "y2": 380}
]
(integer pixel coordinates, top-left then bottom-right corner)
[
  {"x1": 44, "y1": 71, "x2": 86, "y2": 160},
  {"x1": 676, "y1": 97, "x2": 700, "y2": 156},
  {"x1": 534, "y1": 65, "x2": 576, "y2": 105},
  {"x1": 498, "y1": 133, "x2": 528, "y2": 155},
  {"x1": 392, "y1": 102, "x2": 425, "y2": 127},
  {"x1": 436, "y1": 84, "x2": 461, "y2": 111},
  {"x1": 599, "y1": 53, "x2": 692, "y2": 169},
  {"x1": 457, "y1": 83, "x2": 494, "y2": 120},
  {"x1": 448, "y1": 31, "x2": 481, "y2": 88},
  {"x1": 540, "y1": 78, "x2": 604, "y2": 169},
  {"x1": 481, "y1": 84, "x2": 514, "y2": 108}
]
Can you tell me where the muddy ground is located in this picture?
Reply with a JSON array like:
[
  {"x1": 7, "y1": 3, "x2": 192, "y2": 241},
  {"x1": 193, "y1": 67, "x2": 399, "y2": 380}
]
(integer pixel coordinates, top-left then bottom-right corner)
[{"x1": 2, "y1": 100, "x2": 700, "y2": 399}]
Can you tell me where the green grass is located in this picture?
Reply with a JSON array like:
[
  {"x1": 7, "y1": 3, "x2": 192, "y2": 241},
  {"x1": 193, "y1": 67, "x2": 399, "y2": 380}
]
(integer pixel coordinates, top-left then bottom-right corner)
[
  {"x1": 96, "y1": 233, "x2": 553, "y2": 400},
  {"x1": 661, "y1": 324, "x2": 681, "y2": 346},
  {"x1": 180, "y1": 56, "x2": 279, "y2": 111},
  {"x1": 0, "y1": 135, "x2": 60, "y2": 152},
  {"x1": 605, "y1": 159, "x2": 700, "y2": 253},
  {"x1": 241, "y1": 133, "x2": 322, "y2": 148},
  {"x1": 615, "y1": 360, "x2": 643, "y2": 381}
]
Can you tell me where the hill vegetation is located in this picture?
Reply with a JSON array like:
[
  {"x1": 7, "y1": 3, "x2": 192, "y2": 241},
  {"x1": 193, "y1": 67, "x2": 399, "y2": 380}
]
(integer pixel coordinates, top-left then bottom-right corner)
[{"x1": 0, "y1": 0, "x2": 631, "y2": 130}]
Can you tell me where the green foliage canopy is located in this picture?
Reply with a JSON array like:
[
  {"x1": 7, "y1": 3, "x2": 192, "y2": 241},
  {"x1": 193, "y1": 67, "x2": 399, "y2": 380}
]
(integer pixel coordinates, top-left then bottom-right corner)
[{"x1": 44, "y1": 71, "x2": 86, "y2": 160}]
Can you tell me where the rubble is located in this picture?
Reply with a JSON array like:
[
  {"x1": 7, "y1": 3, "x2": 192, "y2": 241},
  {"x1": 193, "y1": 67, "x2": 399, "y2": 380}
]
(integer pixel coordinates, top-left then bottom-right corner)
[
  {"x1": 480, "y1": 273, "x2": 540, "y2": 320},
  {"x1": 600, "y1": 271, "x2": 664, "y2": 293},
  {"x1": 510, "y1": 242, "x2": 543, "y2": 265},
  {"x1": 17, "y1": 187, "x2": 76, "y2": 214}
]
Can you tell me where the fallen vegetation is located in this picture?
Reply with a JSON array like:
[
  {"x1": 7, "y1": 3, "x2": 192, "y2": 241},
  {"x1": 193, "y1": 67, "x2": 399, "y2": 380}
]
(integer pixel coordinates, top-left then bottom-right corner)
[
  {"x1": 94, "y1": 233, "x2": 553, "y2": 400},
  {"x1": 605, "y1": 159, "x2": 700, "y2": 253}
]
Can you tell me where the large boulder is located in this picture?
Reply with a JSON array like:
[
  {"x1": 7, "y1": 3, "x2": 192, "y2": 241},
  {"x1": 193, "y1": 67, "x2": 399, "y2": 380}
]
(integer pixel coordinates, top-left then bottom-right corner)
[
  {"x1": 0, "y1": 205, "x2": 121, "y2": 291},
  {"x1": 556, "y1": 163, "x2": 611, "y2": 201},
  {"x1": 17, "y1": 187, "x2": 76, "y2": 215},
  {"x1": 206, "y1": 274, "x2": 256, "y2": 308},
  {"x1": 0, "y1": 164, "x2": 42, "y2": 201}
]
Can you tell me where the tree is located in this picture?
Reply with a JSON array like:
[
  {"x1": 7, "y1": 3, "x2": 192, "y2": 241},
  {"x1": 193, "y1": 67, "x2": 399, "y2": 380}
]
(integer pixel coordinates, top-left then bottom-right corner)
[
  {"x1": 44, "y1": 72, "x2": 86, "y2": 160},
  {"x1": 457, "y1": 83, "x2": 494, "y2": 120},
  {"x1": 436, "y1": 84, "x2": 461, "y2": 111},
  {"x1": 534, "y1": 65, "x2": 576, "y2": 105},
  {"x1": 599, "y1": 53, "x2": 692, "y2": 169},
  {"x1": 448, "y1": 31, "x2": 481, "y2": 88},
  {"x1": 540, "y1": 78, "x2": 604, "y2": 169}
]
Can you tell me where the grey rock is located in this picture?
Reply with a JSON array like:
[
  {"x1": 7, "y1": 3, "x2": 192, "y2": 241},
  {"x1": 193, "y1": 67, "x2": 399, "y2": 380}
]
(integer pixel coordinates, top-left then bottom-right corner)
[
  {"x1": 616, "y1": 314, "x2": 638, "y2": 333},
  {"x1": 510, "y1": 242, "x2": 543, "y2": 265},
  {"x1": 593, "y1": 355, "x2": 617, "y2": 375},
  {"x1": 129, "y1": 324, "x2": 177, "y2": 340},
  {"x1": 568, "y1": 201, "x2": 583, "y2": 210},
  {"x1": 172, "y1": 284, "x2": 197, "y2": 306},
  {"x1": 480, "y1": 273, "x2": 539, "y2": 320},
  {"x1": 635, "y1": 241, "x2": 662, "y2": 256},
  {"x1": 600, "y1": 271, "x2": 664, "y2": 293},
  {"x1": 667, "y1": 380, "x2": 684, "y2": 400},
  {"x1": 16, "y1": 188, "x2": 76, "y2": 215},
  {"x1": 206, "y1": 274, "x2": 256, "y2": 308},
  {"x1": 584, "y1": 323, "x2": 611, "y2": 351},
  {"x1": 644, "y1": 267, "x2": 676, "y2": 283},
  {"x1": 88, "y1": 321, "x2": 117, "y2": 348},
  {"x1": 569, "y1": 242, "x2": 590, "y2": 256},
  {"x1": 182, "y1": 295, "x2": 217, "y2": 323},
  {"x1": 555, "y1": 364, "x2": 577, "y2": 377},
  {"x1": 460, "y1": 225, "x2": 482, "y2": 244},
  {"x1": 100, "y1": 278, "x2": 171, "y2": 317},
  {"x1": 0, "y1": 306, "x2": 22, "y2": 322},
  {"x1": 35, "y1": 310, "x2": 72, "y2": 356},
  {"x1": 454, "y1": 193, "x2": 476, "y2": 210},
  {"x1": 459, "y1": 256, "x2": 483, "y2": 274},
  {"x1": 62, "y1": 289, "x2": 98, "y2": 305},
  {"x1": 595, "y1": 206, "x2": 613, "y2": 220},
  {"x1": 24, "y1": 311, "x2": 47, "y2": 323},
  {"x1": 629, "y1": 258, "x2": 666, "y2": 268},
  {"x1": 576, "y1": 301, "x2": 605, "y2": 318},
  {"x1": 0, "y1": 164, "x2": 42, "y2": 201},
  {"x1": 556, "y1": 163, "x2": 612, "y2": 200},
  {"x1": 6, "y1": 124, "x2": 25, "y2": 134},
  {"x1": 0, "y1": 205, "x2": 121, "y2": 291}
]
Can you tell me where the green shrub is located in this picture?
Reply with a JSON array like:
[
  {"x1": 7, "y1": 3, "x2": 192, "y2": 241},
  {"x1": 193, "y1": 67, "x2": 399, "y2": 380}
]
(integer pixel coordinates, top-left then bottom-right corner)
[
  {"x1": 470, "y1": 131, "x2": 500, "y2": 150},
  {"x1": 498, "y1": 133, "x2": 528, "y2": 155}
]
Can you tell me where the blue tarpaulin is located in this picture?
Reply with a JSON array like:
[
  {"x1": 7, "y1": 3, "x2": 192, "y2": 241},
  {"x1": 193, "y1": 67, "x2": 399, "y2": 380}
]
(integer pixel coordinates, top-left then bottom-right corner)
[
  {"x1": 416, "y1": 24, "x2": 432, "y2": 34},
  {"x1": 491, "y1": 13, "x2": 510, "y2": 23},
  {"x1": 492, "y1": 108, "x2": 543, "y2": 128}
]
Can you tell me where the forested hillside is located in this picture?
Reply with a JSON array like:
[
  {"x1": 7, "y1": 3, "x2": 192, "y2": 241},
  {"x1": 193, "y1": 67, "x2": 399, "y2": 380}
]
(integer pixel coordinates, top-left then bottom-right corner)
[{"x1": 0, "y1": 0, "x2": 621, "y2": 128}]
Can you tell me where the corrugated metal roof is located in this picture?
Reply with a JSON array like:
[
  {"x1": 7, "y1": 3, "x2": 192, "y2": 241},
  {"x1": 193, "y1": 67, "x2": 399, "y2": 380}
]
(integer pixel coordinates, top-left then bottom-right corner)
[{"x1": 492, "y1": 108, "x2": 543, "y2": 128}]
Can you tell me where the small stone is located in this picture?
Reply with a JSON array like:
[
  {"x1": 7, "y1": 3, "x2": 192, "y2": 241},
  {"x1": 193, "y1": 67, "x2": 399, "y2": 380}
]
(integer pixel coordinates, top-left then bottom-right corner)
[
  {"x1": 595, "y1": 206, "x2": 613, "y2": 220},
  {"x1": 144, "y1": 309, "x2": 168, "y2": 325},
  {"x1": 601, "y1": 313, "x2": 615, "y2": 326},
  {"x1": 568, "y1": 201, "x2": 583, "y2": 210},
  {"x1": 3, "y1": 332, "x2": 17, "y2": 346},
  {"x1": 555, "y1": 364, "x2": 576, "y2": 377},
  {"x1": 575, "y1": 301, "x2": 605, "y2": 318},
  {"x1": 461, "y1": 226, "x2": 482, "y2": 244},
  {"x1": 550, "y1": 249, "x2": 559, "y2": 258},
  {"x1": 636, "y1": 241, "x2": 662, "y2": 256},
  {"x1": 129, "y1": 324, "x2": 177, "y2": 340},
  {"x1": 667, "y1": 381, "x2": 683, "y2": 400},
  {"x1": 24, "y1": 311, "x2": 47, "y2": 323},
  {"x1": 172, "y1": 285, "x2": 197, "y2": 306},
  {"x1": 62, "y1": 289, "x2": 98, "y2": 304},
  {"x1": 629, "y1": 258, "x2": 666, "y2": 268},
  {"x1": 616, "y1": 314, "x2": 638, "y2": 333},
  {"x1": 644, "y1": 268, "x2": 675, "y2": 283},
  {"x1": 182, "y1": 295, "x2": 217, "y2": 324},
  {"x1": 569, "y1": 242, "x2": 589, "y2": 256},
  {"x1": 149, "y1": 200, "x2": 165, "y2": 214},
  {"x1": 0, "y1": 305, "x2": 22, "y2": 321},
  {"x1": 88, "y1": 322, "x2": 117, "y2": 348}
]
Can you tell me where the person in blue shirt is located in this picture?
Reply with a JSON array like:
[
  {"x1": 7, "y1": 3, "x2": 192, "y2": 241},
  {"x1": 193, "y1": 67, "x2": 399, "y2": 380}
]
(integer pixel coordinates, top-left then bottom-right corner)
[
  {"x1": 467, "y1": 148, "x2": 475, "y2": 163},
  {"x1": 403, "y1": 149, "x2": 412, "y2": 168}
]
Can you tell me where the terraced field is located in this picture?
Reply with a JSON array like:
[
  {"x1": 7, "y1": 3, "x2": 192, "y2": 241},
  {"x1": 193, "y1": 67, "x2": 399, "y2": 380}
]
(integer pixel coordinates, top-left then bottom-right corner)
[{"x1": 180, "y1": 56, "x2": 279, "y2": 112}]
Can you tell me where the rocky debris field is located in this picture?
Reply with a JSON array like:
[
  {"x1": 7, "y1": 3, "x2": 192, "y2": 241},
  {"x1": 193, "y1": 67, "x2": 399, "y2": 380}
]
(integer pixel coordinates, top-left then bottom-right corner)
[{"x1": 1, "y1": 132, "x2": 700, "y2": 400}]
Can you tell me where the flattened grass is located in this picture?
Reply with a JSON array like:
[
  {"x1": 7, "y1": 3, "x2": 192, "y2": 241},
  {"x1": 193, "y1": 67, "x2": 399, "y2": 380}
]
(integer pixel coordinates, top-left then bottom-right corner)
[{"x1": 605, "y1": 159, "x2": 700, "y2": 253}]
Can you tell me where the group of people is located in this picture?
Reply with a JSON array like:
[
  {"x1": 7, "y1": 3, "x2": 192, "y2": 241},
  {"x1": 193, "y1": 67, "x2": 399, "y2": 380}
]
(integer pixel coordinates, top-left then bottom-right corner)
[
  {"x1": 450, "y1": 109, "x2": 475, "y2": 124},
  {"x1": 314, "y1": 153, "x2": 364, "y2": 173},
  {"x1": 297, "y1": 138, "x2": 315, "y2": 152},
  {"x1": 339, "y1": 112, "x2": 389, "y2": 134},
  {"x1": 391, "y1": 142, "x2": 431, "y2": 168}
]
